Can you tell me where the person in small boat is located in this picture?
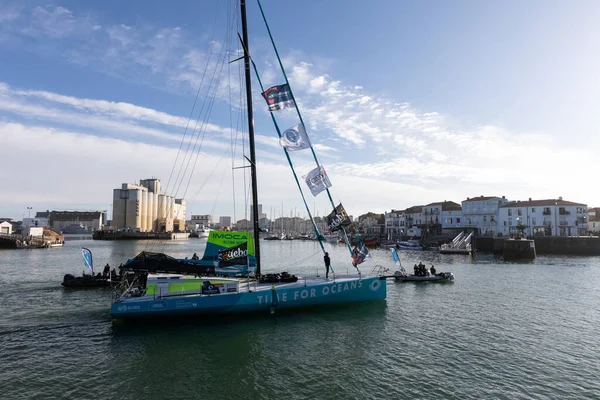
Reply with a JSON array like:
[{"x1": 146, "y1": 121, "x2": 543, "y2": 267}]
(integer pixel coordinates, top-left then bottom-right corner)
[
  {"x1": 323, "y1": 252, "x2": 331, "y2": 279},
  {"x1": 430, "y1": 265, "x2": 437, "y2": 275},
  {"x1": 103, "y1": 263, "x2": 110, "y2": 277},
  {"x1": 192, "y1": 253, "x2": 199, "y2": 260},
  {"x1": 413, "y1": 264, "x2": 418, "y2": 276}
]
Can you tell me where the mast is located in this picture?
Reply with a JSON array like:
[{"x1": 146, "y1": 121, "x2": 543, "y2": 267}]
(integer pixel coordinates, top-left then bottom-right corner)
[{"x1": 240, "y1": 0, "x2": 261, "y2": 275}]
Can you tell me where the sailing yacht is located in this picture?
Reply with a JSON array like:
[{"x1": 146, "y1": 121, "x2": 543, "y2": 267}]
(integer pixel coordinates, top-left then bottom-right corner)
[{"x1": 110, "y1": 0, "x2": 387, "y2": 319}]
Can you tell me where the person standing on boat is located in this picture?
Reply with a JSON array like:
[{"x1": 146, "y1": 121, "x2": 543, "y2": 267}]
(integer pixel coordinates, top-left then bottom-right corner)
[
  {"x1": 430, "y1": 265, "x2": 437, "y2": 275},
  {"x1": 323, "y1": 252, "x2": 331, "y2": 279},
  {"x1": 103, "y1": 263, "x2": 110, "y2": 277}
]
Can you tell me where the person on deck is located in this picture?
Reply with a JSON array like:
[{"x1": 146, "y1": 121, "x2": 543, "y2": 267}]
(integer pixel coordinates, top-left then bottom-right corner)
[
  {"x1": 103, "y1": 263, "x2": 110, "y2": 277},
  {"x1": 430, "y1": 265, "x2": 437, "y2": 275},
  {"x1": 324, "y1": 252, "x2": 331, "y2": 279},
  {"x1": 192, "y1": 253, "x2": 199, "y2": 260},
  {"x1": 414, "y1": 264, "x2": 418, "y2": 276}
]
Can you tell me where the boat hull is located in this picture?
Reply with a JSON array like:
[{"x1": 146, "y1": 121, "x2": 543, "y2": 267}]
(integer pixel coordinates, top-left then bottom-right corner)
[
  {"x1": 110, "y1": 276, "x2": 387, "y2": 319},
  {"x1": 394, "y1": 272, "x2": 454, "y2": 283}
]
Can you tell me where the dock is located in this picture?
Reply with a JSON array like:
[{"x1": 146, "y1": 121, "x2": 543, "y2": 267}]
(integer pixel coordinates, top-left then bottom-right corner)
[{"x1": 92, "y1": 231, "x2": 189, "y2": 240}]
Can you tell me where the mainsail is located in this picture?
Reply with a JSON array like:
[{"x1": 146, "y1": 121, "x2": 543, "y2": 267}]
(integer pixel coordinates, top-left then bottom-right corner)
[{"x1": 200, "y1": 230, "x2": 255, "y2": 276}]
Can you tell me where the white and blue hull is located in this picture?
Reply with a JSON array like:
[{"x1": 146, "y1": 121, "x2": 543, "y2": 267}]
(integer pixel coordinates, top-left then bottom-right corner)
[{"x1": 111, "y1": 276, "x2": 386, "y2": 318}]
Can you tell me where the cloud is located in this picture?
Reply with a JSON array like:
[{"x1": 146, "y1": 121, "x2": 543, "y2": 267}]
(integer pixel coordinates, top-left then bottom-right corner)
[{"x1": 0, "y1": 3, "x2": 597, "y2": 220}]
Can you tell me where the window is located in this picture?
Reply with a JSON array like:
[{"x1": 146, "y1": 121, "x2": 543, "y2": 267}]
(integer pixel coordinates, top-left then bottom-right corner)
[
  {"x1": 509, "y1": 218, "x2": 512, "y2": 226},
  {"x1": 532, "y1": 208, "x2": 536, "y2": 213},
  {"x1": 483, "y1": 216, "x2": 487, "y2": 222},
  {"x1": 532, "y1": 217, "x2": 536, "y2": 225},
  {"x1": 504, "y1": 221, "x2": 507, "y2": 226},
  {"x1": 457, "y1": 218, "x2": 460, "y2": 224},
  {"x1": 508, "y1": 209, "x2": 512, "y2": 215}
]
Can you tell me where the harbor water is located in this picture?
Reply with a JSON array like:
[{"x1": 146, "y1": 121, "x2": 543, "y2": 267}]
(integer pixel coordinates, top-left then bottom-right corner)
[{"x1": 1, "y1": 238, "x2": 600, "y2": 399}]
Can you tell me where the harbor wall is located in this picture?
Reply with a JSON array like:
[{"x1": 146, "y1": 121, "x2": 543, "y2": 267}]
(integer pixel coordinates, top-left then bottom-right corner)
[{"x1": 474, "y1": 236, "x2": 600, "y2": 256}]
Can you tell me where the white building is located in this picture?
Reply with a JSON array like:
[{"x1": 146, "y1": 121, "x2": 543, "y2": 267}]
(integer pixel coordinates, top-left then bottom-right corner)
[
  {"x1": 462, "y1": 195, "x2": 510, "y2": 236},
  {"x1": 588, "y1": 208, "x2": 600, "y2": 234},
  {"x1": 112, "y1": 178, "x2": 186, "y2": 232},
  {"x1": 423, "y1": 201, "x2": 463, "y2": 233},
  {"x1": 0, "y1": 221, "x2": 12, "y2": 234},
  {"x1": 384, "y1": 209, "x2": 407, "y2": 239},
  {"x1": 191, "y1": 214, "x2": 211, "y2": 228},
  {"x1": 404, "y1": 205, "x2": 424, "y2": 231},
  {"x1": 498, "y1": 198, "x2": 587, "y2": 237}
]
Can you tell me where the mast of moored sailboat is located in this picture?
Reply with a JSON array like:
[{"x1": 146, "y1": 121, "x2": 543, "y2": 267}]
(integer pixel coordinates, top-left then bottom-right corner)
[{"x1": 240, "y1": 0, "x2": 261, "y2": 276}]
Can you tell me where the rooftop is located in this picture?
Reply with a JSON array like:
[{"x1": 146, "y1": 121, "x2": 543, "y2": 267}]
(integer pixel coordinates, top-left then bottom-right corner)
[
  {"x1": 500, "y1": 199, "x2": 586, "y2": 208},
  {"x1": 463, "y1": 195, "x2": 505, "y2": 202}
]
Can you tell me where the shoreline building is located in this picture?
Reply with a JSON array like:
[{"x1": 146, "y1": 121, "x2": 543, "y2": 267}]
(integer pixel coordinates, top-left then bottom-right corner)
[
  {"x1": 384, "y1": 209, "x2": 406, "y2": 240},
  {"x1": 190, "y1": 214, "x2": 211, "y2": 229},
  {"x1": 588, "y1": 208, "x2": 600, "y2": 234},
  {"x1": 462, "y1": 195, "x2": 509, "y2": 237},
  {"x1": 423, "y1": 201, "x2": 463, "y2": 235},
  {"x1": 112, "y1": 178, "x2": 186, "y2": 232},
  {"x1": 498, "y1": 198, "x2": 587, "y2": 237},
  {"x1": 218, "y1": 216, "x2": 232, "y2": 230}
]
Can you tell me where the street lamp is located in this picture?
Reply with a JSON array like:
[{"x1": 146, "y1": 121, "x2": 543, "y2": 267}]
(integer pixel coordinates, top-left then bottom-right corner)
[{"x1": 27, "y1": 206, "x2": 32, "y2": 219}]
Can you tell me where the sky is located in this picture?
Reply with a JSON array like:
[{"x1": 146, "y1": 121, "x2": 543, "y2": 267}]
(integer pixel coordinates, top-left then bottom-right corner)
[{"x1": 1, "y1": 0, "x2": 599, "y2": 222}]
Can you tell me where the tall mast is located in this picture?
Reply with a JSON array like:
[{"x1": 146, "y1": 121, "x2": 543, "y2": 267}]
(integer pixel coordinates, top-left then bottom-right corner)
[{"x1": 240, "y1": 0, "x2": 261, "y2": 275}]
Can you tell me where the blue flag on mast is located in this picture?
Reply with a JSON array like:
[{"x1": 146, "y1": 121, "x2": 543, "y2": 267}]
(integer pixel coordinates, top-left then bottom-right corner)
[{"x1": 82, "y1": 247, "x2": 93, "y2": 275}]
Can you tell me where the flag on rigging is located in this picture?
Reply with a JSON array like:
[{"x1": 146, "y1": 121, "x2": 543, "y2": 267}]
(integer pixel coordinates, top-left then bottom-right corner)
[
  {"x1": 81, "y1": 247, "x2": 93, "y2": 275},
  {"x1": 280, "y1": 123, "x2": 310, "y2": 151},
  {"x1": 326, "y1": 203, "x2": 351, "y2": 232},
  {"x1": 351, "y1": 237, "x2": 372, "y2": 266},
  {"x1": 303, "y1": 166, "x2": 332, "y2": 197},
  {"x1": 262, "y1": 83, "x2": 295, "y2": 111}
]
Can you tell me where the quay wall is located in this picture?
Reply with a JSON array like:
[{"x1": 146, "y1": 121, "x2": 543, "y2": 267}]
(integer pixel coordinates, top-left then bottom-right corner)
[{"x1": 474, "y1": 236, "x2": 600, "y2": 256}]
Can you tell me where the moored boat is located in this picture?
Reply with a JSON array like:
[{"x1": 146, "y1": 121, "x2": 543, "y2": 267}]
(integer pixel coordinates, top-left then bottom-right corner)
[
  {"x1": 392, "y1": 271, "x2": 454, "y2": 283},
  {"x1": 389, "y1": 248, "x2": 454, "y2": 283},
  {"x1": 396, "y1": 240, "x2": 423, "y2": 250},
  {"x1": 62, "y1": 247, "x2": 115, "y2": 288}
]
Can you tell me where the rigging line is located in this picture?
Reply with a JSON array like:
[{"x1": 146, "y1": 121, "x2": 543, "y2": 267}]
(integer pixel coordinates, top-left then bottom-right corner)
[
  {"x1": 165, "y1": 0, "x2": 222, "y2": 195},
  {"x1": 181, "y1": 47, "x2": 231, "y2": 200},
  {"x1": 171, "y1": 20, "x2": 231, "y2": 200},
  {"x1": 256, "y1": 0, "x2": 354, "y2": 257},
  {"x1": 173, "y1": 42, "x2": 229, "y2": 199},
  {"x1": 175, "y1": 1, "x2": 241, "y2": 200},
  {"x1": 249, "y1": 60, "x2": 329, "y2": 264}
]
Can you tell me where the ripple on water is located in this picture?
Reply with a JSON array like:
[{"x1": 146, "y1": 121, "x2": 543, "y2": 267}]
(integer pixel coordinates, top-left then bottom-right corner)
[{"x1": 1, "y1": 242, "x2": 600, "y2": 399}]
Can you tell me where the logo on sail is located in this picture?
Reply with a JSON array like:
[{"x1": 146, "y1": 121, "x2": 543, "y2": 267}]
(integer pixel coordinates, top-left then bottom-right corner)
[{"x1": 218, "y1": 242, "x2": 249, "y2": 268}]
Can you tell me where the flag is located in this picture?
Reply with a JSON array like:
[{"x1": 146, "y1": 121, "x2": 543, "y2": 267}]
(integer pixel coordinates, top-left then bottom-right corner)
[
  {"x1": 303, "y1": 166, "x2": 332, "y2": 197},
  {"x1": 351, "y1": 238, "x2": 372, "y2": 266},
  {"x1": 280, "y1": 123, "x2": 310, "y2": 151},
  {"x1": 81, "y1": 247, "x2": 93, "y2": 275},
  {"x1": 326, "y1": 203, "x2": 351, "y2": 232},
  {"x1": 391, "y1": 248, "x2": 401, "y2": 267},
  {"x1": 262, "y1": 83, "x2": 295, "y2": 111},
  {"x1": 218, "y1": 241, "x2": 248, "y2": 268}
]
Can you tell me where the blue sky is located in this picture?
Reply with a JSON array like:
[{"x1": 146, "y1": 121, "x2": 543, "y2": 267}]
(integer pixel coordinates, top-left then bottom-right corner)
[{"x1": 1, "y1": 0, "x2": 599, "y2": 222}]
